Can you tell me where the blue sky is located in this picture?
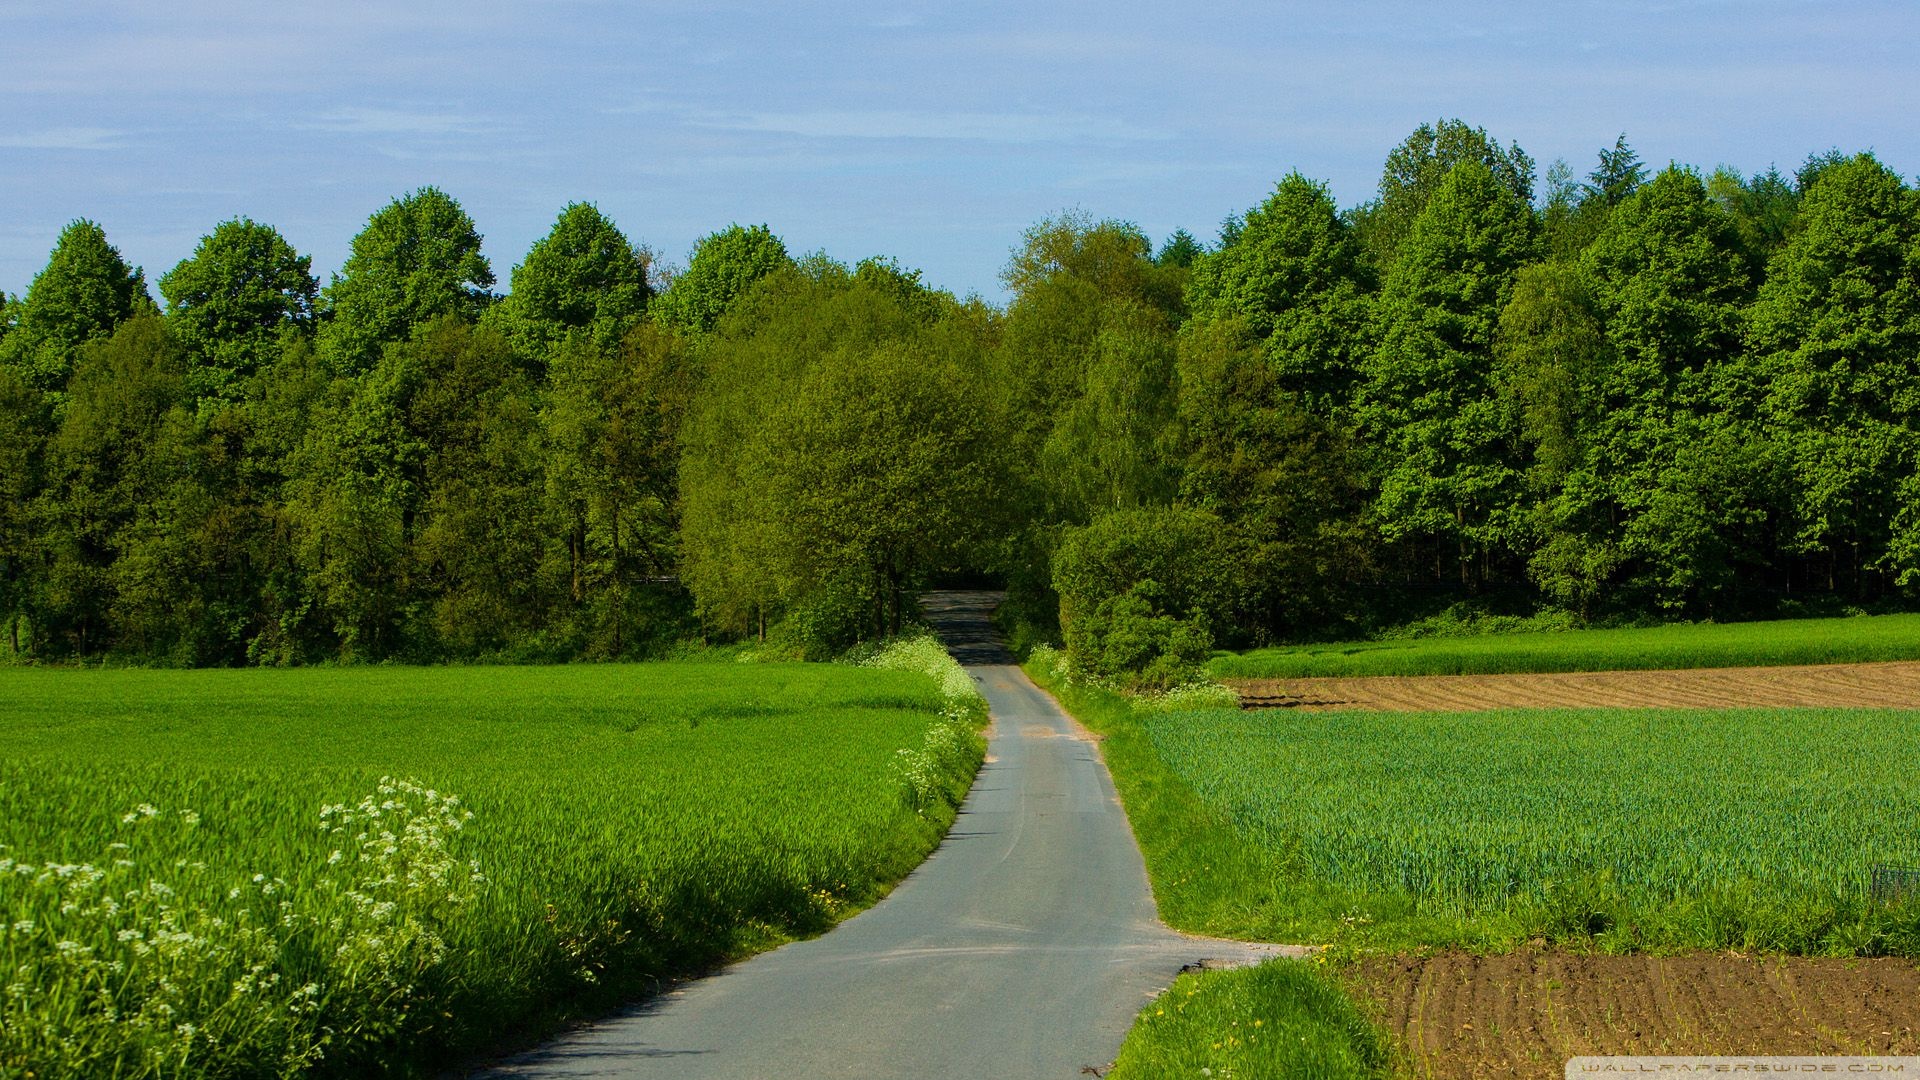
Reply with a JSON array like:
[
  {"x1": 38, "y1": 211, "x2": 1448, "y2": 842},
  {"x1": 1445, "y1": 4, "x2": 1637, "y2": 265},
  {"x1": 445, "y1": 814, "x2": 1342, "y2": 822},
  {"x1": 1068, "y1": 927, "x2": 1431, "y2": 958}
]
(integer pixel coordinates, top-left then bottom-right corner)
[{"x1": 3, "y1": 1, "x2": 1915, "y2": 303}]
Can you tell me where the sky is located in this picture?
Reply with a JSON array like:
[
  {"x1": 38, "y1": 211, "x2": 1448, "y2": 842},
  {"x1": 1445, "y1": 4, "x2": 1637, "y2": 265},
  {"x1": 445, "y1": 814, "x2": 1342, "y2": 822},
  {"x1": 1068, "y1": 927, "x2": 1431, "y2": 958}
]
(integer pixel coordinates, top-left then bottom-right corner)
[{"x1": 3, "y1": 0, "x2": 1916, "y2": 304}]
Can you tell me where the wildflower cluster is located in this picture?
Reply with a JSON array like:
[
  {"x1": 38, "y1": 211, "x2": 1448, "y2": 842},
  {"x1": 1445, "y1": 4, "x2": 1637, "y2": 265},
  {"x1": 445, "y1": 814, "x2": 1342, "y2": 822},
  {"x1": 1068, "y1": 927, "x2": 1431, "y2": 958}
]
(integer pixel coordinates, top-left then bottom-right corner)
[
  {"x1": 1131, "y1": 680, "x2": 1241, "y2": 713},
  {"x1": 0, "y1": 778, "x2": 481, "y2": 1078},
  {"x1": 862, "y1": 633, "x2": 990, "y2": 811},
  {"x1": 1031, "y1": 641, "x2": 1240, "y2": 712},
  {"x1": 860, "y1": 633, "x2": 986, "y2": 721}
]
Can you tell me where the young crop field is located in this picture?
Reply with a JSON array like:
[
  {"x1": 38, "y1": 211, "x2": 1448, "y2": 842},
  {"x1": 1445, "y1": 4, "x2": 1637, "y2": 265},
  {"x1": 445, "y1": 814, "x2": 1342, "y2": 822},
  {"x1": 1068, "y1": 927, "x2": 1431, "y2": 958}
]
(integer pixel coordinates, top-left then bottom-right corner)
[
  {"x1": 1139, "y1": 703, "x2": 1920, "y2": 953},
  {"x1": 1033, "y1": 655, "x2": 1920, "y2": 956},
  {"x1": 1211, "y1": 611, "x2": 1920, "y2": 679},
  {"x1": 0, "y1": 642, "x2": 984, "y2": 1078}
]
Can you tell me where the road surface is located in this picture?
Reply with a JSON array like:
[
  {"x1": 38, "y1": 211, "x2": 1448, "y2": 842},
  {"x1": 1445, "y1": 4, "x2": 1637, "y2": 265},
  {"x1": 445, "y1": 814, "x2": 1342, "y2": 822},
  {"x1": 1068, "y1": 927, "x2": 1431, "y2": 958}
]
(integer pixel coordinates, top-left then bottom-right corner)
[{"x1": 479, "y1": 591, "x2": 1292, "y2": 1079}]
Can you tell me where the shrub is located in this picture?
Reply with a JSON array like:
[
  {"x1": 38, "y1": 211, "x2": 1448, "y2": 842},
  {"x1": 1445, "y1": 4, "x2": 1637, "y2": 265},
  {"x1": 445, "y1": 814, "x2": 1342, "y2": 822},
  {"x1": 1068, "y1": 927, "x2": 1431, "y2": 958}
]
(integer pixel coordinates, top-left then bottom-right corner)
[{"x1": 1053, "y1": 508, "x2": 1234, "y2": 689}]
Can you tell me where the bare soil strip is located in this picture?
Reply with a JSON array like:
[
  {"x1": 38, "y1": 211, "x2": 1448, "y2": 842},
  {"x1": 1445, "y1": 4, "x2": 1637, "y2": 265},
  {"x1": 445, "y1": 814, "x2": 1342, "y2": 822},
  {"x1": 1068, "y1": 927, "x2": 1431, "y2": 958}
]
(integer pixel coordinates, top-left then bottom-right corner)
[
  {"x1": 1341, "y1": 951, "x2": 1920, "y2": 1080},
  {"x1": 1233, "y1": 659, "x2": 1920, "y2": 712}
]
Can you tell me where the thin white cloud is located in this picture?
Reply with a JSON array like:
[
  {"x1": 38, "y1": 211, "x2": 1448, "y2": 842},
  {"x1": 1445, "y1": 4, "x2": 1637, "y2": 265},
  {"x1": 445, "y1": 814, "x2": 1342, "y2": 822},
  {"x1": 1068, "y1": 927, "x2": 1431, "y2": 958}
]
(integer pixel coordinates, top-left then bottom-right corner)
[
  {"x1": 0, "y1": 127, "x2": 128, "y2": 151},
  {"x1": 692, "y1": 109, "x2": 1167, "y2": 144},
  {"x1": 300, "y1": 107, "x2": 496, "y2": 136}
]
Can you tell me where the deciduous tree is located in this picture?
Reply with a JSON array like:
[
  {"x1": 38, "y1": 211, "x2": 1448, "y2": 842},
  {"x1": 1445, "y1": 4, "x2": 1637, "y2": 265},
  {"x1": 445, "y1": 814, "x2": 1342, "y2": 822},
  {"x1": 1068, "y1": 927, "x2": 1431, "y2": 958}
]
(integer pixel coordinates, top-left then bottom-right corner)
[
  {"x1": 1747, "y1": 154, "x2": 1920, "y2": 592},
  {"x1": 1, "y1": 220, "x2": 155, "y2": 396},
  {"x1": 650, "y1": 224, "x2": 790, "y2": 334},
  {"x1": 1359, "y1": 160, "x2": 1540, "y2": 586},
  {"x1": 158, "y1": 218, "x2": 318, "y2": 403},
  {"x1": 494, "y1": 202, "x2": 651, "y2": 363},
  {"x1": 319, "y1": 188, "x2": 494, "y2": 375}
]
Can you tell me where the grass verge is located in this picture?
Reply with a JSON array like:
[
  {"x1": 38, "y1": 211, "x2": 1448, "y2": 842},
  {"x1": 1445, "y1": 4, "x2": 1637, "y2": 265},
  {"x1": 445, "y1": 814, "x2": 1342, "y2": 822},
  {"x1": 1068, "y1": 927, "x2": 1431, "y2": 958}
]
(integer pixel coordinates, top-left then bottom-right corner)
[
  {"x1": 1211, "y1": 611, "x2": 1920, "y2": 679},
  {"x1": 0, "y1": 640, "x2": 985, "y2": 1078},
  {"x1": 1107, "y1": 959, "x2": 1390, "y2": 1080}
]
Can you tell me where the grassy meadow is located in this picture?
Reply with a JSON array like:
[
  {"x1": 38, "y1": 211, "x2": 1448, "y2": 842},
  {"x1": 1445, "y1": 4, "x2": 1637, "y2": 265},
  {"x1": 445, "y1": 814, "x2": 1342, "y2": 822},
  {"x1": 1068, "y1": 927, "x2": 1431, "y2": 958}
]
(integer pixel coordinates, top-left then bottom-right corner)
[
  {"x1": 1210, "y1": 611, "x2": 1920, "y2": 679},
  {"x1": 0, "y1": 640, "x2": 985, "y2": 1078}
]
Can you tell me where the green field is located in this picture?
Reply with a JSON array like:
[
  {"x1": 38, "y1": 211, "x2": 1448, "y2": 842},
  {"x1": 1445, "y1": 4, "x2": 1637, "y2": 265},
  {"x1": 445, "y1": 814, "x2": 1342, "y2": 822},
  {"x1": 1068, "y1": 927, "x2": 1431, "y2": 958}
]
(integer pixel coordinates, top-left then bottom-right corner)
[
  {"x1": 0, "y1": 641, "x2": 984, "y2": 1078},
  {"x1": 1032, "y1": 659, "x2": 1920, "y2": 957},
  {"x1": 1210, "y1": 611, "x2": 1920, "y2": 679}
]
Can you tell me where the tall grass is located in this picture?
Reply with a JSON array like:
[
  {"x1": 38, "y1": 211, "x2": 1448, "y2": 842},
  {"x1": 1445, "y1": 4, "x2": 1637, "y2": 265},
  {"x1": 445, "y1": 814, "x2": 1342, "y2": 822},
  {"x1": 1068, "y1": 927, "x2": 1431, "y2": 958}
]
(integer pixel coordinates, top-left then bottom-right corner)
[
  {"x1": 1211, "y1": 611, "x2": 1920, "y2": 679},
  {"x1": 0, "y1": 655, "x2": 986, "y2": 1078}
]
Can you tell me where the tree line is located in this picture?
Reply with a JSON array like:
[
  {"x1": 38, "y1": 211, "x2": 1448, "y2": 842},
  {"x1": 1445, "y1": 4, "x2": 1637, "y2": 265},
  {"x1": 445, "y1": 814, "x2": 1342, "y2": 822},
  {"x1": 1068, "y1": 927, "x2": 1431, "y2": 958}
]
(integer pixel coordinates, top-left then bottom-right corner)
[{"x1": 2, "y1": 120, "x2": 1917, "y2": 679}]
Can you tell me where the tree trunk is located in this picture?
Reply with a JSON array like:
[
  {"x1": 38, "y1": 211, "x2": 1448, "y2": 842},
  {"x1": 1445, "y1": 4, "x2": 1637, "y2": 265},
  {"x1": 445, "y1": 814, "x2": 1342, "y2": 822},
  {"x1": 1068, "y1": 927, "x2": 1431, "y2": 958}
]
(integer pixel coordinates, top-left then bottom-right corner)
[{"x1": 569, "y1": 512, "x2": 585, "y2": 605}]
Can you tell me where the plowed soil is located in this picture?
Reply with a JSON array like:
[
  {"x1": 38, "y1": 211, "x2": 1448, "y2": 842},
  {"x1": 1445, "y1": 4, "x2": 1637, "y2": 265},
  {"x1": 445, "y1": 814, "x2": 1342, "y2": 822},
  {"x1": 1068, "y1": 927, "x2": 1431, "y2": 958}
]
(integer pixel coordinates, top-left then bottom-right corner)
[
  {"x1": 1342, "y1": 951, "x2": 1920, "y2": 1079},
  {"x1": 1233, "y1": 659, "x2": 1920, "y2": 712}
]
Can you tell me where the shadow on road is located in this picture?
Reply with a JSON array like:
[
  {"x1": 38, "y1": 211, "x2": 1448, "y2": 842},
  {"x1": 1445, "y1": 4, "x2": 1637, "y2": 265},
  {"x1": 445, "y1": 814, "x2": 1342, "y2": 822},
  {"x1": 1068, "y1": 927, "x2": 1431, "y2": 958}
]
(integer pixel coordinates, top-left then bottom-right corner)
[{"x1": 919, "y1": 590, "x2": 1012, "y2": 665}]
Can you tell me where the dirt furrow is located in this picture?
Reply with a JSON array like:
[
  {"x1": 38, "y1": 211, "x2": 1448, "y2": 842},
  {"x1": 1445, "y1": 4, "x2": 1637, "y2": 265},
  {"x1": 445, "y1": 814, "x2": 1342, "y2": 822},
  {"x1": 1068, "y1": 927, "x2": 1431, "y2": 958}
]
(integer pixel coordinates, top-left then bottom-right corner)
[{"x1": 1235, "y1": 659, "x2": 1920, "y2": 712}]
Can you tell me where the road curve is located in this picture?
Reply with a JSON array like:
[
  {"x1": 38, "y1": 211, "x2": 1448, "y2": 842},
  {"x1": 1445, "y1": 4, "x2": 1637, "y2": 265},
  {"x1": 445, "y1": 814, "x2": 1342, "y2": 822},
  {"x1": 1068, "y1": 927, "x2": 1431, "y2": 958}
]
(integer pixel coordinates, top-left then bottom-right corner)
[{"x1": 476, "y1": 591, "x2": 1291, "y2": 1080}]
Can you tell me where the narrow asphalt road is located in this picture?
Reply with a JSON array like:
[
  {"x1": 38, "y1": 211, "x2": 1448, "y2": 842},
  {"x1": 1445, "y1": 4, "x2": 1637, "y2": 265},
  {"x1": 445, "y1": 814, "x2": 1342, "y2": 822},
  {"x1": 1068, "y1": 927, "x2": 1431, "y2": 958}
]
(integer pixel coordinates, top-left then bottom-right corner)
[{"x1": 478, "y1": 591, "x2": 1293, "y2": 1080}]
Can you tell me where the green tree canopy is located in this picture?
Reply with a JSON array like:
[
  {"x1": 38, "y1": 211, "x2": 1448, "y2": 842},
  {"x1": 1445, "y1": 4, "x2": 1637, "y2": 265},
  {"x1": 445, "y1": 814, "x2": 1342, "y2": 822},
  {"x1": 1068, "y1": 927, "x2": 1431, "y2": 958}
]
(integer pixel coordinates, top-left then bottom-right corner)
[
  {"x1": 0, "y1": 363, "x2": 47, "y2": 653},
  {"x1": 32, "y1": 315, "x2": 188, "y2": 656},
  {"x1": 1746, "y1": 153, "x2": 1920, "y2": 590},
  {"x1": 1355, "y1": 119, "x2": 1535, "y2": 268},
  {"x1": 540, "y1": 322, "x2": 696, "y2": 655},
  {"x1": 1573, "y1": 166, "x2": 1766, "y2": 612},
  {"x1": 318, "y1": 187, "x2": 494, "y2": 375},
  {"x1": 679, "y1": 263, "x2": 1001, "y2": 649},
  {"x1": 1585, "y1": 133, "x2": 1648, "y2": 209},
  {"x1": 495, "y1": 202, "x2": 652, "y2": 360},
  {"x1": 1186, "y1": 173, "x2": 1375, "y2": 411},
  {"x1": 288, "y1": 317, "x2": 549, "y2": 659},
  {"x1": 1, "y1": 220, "x2": 156, "y2": 395},
  {"x1": 1359, "y1": 159, "x2": 1540, "y2": 585},
  {"x1": 650, "y1": 224, "x2": 791, "y2": 334},
  {"x1": 158, "y1": 218, "x2": 318, "y2": 403}
]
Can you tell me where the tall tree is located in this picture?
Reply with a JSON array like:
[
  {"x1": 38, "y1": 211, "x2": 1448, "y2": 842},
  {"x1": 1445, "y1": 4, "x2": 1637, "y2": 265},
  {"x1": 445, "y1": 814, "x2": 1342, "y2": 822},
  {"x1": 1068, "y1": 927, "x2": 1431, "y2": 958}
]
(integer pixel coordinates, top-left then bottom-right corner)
[
  {"x1": 289, "y1": 318, "x2": 550, "y2": 659},
  {"x1": 679, "y1": 263, "x2": 1001, "y2": 648},
  {"x1": 494, "y1": 202, "x2": 652, "y2": 362},
  {"x1": 1353, "y1": 119, "x2": 1535, "y2": 269},
  {"x1": 540, "y1": 323, "x2": 695, "y2": 655},
  {"x1": 0, "y1": 365, "x2": 47, "y2": 653},
  {"x1": 1746, "y1": 153, "x2": 1920, "y2": 593},
  {"x1": 1176, "y1": 318, "x2": 1371, "y2": 641},
  {"x1": 1186, "y1": 173, "x2": 1375, "y2": 412},
  {"x1": 158, "y1": 218, "x2": 318, "y2": 404},
  {"x1": 1493, "y1": 263, "x2": 1616, "y2": 613},
  {"x1": 1358, "y1": 160, "x2": 1540, "y2": 587},
  {"x1": 996, "y1": 213, "x2": 1185, "y2": 520},
  {"x1": 1039, "y1": 298, "x2": 1181, "y2": 515},
  {"x1": 1585, "y1": 134, "x2": 1647, "y2": 209},
  {"x1": 1, "y1": 220, "x2": 155, "y2": 396},
  {"x1": 1573, "y1": 166, "x2": 1766, "y2": 612},
  {"x1": 1155, "y1": 229, "x2": 1204, "y2": 269},
  {"x1": 650, "y1": 224, "x2": 791, "y2": 334},
  {"x1": 31, "y1": 315, "x2": 187, "y2": 656},
  {"x1": 318, "y1": 187, "x2": 494, "y2": 375}
]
